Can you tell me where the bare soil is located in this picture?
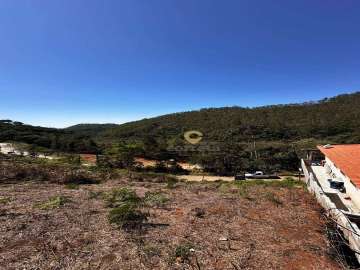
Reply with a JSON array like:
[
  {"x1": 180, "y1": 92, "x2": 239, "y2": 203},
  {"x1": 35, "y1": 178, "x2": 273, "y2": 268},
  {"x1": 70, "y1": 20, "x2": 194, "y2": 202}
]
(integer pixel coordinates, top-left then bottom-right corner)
[{"x1": 0, "y1": 178, "x2": 341, "y2": 270}]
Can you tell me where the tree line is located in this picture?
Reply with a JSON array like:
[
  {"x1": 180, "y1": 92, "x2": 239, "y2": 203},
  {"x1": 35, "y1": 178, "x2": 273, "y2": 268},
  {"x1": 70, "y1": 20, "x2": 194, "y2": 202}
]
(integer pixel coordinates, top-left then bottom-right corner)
[
  {"x1": 0, "y1": 120, "x2": 98, "y2": 154},
  {"x1": 3, "y1": 92, "x2": 360, "y2": 174}
]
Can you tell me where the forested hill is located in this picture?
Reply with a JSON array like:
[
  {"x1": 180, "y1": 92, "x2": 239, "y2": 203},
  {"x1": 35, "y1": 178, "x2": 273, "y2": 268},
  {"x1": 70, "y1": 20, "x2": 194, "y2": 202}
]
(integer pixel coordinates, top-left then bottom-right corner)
[
  {"x1": 65, "y1": 124, "x2": 118, "y2": 138},
  {"x1": 2, "y1": 92, "x2": 360, "y2": 173},
  {"x1": 101, "y1": 92, "x2": 360, "y2": 144},
  {"x1": 90, "y1": 92, "x2": 360, "y2": 174},
  {"x1": 0, "y1": 120, "x2": 98, "y2": 154}
]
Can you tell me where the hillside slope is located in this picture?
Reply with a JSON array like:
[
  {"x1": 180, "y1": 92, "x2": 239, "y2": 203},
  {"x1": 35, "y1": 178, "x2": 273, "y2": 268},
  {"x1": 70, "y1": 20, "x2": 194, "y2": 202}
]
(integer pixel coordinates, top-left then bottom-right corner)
[
  {"x1": 101, "y1": 92, "x2": 360, "y2": 144},
  {"x1": 65, "y1": 124, "x2": 118, "y2": 138},
  {"x1": 2, "y1": 92, "x2": 359, "y2": 173},
  {"x1": 0, "y1": 120, "x2": 98, "y2": 154},
  {"x1": 92, "y1": 92, "x2": 360, "y2": 174}
]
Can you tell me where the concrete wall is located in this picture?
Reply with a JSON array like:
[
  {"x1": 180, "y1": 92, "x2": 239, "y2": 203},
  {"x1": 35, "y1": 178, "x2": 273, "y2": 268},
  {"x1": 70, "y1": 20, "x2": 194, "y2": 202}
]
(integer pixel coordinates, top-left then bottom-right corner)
[
  {"x1": 301, "y1": 159, "x2": 360, "y2": 263},
  {"x1": 325, "y1": 157, "x2": 360, "y2": 209}
]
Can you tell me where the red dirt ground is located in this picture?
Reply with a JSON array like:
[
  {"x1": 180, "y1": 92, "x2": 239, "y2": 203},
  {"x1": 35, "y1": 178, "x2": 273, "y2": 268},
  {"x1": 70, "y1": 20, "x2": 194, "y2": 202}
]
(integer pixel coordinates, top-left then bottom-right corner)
[{"x1": 0, "y1": 178, "x2": 341, "y2": 270}]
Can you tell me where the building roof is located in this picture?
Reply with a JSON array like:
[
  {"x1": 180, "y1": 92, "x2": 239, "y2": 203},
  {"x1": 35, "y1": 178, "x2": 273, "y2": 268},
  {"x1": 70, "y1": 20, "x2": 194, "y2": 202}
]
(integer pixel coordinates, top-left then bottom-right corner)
[{"x1": 317, "y1": 144, "x2": 360, "y2": 188}]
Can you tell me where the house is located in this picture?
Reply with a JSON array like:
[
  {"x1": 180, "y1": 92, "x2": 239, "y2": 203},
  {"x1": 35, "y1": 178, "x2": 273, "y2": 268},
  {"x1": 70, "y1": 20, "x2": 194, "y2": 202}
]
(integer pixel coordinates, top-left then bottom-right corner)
[
  {"x1": 301, "y1": 144, "x2": 360, "y2": 263},
  {"x1": 317, "y1": 144, "x2": 360, "y2": 209}
]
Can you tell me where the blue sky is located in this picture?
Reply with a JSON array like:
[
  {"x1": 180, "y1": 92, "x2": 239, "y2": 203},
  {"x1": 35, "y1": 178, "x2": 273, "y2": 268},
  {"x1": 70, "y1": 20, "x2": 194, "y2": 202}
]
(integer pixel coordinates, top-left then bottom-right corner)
[{"x1": 0, "y1": 0, "x2": 359, "y2": 128}]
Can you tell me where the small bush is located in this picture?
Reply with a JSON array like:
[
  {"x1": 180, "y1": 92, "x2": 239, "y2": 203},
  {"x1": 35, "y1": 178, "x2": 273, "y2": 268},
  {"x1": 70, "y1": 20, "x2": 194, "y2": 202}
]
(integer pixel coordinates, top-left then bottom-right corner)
[
  {"x1": 166, "y1": 177, "x2": 178, "y2": 189},
  {"x1": 108, "y1": 203, "x2": 148, "y2": 230},
  {"x1": 104, "y1": 188, "x2": 141, "y2": 208},
  {"x1": 144, "y1": 191, "x2": 169, "y2": 207},
  {"x1": 173, "y1": 243, "x2": 194, "y2": 263},
  {"x1": 35, "y1": 196, "x2": 69, "y2": 210}
]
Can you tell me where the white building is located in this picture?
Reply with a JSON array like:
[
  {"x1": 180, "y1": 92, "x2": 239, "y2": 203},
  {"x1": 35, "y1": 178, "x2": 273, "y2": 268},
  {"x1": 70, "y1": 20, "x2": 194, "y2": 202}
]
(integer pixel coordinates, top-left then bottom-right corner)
[
  {"x1": 318, "y1": 144, "x2": 360, "y2": 209},
  {"x1": 0, "y1": 143, "x2": 29, "y2": 156},
  {"x1": 0, "y1": 143, "x2": 16, "y2": 154},
  {"x1": 301, "y1": 144, "x2": 360, "y2": 263}
]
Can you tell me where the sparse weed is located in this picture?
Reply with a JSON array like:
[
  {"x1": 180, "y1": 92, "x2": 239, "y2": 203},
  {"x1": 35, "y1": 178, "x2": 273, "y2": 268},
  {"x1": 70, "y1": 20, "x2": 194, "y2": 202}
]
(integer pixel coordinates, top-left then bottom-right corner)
[
  {"x1": 265, "y1": 192, "x2": 283, "y2": 206},
  {"x1": 172, "y1": 243, "x2": 194, "y2": 263},
  {"x1": 144, "y1": 191, "x2": 169, "y2": 207},
  {"x1": 166, "y1": 177, "x2": 178, "y2": 189},
  {"x1": 143, "y1": 244, "x2": 161, "y2": 257},
  {"x1": 108, "y1": 203, "x2": 148, "y2": 230},
  {"x1": 35, "y1": 196, "x2": 69, "y2": 210},
  {"x1": 88, "y1": 190, "x2": 104, "y2": 199},
  {"x1": 238, "y1": 185, "x2": 249, "y2": 197},
  {"x1": 0, "y1": 197, "x2": 11, "y2": 204},
  {"x1": 218, "y1": 183, "x2": 231, "y2": 193},
  {"x1": 65, "y1": 183, "x2": 79, "y2": 190},
  {"x1": 104, "y1": 188, "x2": 141, "y2": 208},
  {"x1": 234, "y1": 177, "x2": 303, "y2": 189}
]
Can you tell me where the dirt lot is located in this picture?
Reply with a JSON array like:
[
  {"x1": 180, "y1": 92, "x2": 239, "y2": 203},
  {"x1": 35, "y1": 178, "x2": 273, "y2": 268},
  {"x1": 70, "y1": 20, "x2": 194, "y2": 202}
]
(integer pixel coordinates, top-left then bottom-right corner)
[{"x1": 0, "y1": 177, "x2": 341, "y2": 270}]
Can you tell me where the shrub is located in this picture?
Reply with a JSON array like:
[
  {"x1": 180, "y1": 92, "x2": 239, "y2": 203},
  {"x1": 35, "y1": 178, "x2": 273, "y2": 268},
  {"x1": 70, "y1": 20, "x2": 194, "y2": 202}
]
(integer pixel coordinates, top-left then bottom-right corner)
[
  {"x1": 104, "y1": 188, "x2": 141, "y2": 208},
  {"x1": 108, "y1": 203, "x2": 148, "y2": 230},
  {"x1": 35, "y1": 196, "x2": 69, "y2": 210},
  {"x1": 173, "y1": 243, "x2": 194, "y2": 263},
  {"x1": 144, "y1": 191, "x2": 169, "y2": 207},
  {"x1": 166, "y1": 177, "x2": 178, "y2": 189}
]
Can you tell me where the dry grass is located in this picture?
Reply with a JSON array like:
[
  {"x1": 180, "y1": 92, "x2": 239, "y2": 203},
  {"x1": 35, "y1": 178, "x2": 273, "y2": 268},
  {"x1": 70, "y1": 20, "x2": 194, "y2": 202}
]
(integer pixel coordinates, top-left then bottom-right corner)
[{"x1": 0, "y1": 172, "x2": 342, "y2": 269}]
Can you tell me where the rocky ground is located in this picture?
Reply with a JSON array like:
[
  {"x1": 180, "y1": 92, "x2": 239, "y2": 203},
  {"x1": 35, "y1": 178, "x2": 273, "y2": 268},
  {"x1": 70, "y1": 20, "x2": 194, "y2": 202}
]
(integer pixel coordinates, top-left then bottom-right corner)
[{"x1": 0, "y1": 176, "x2": 342, "y2": 270}]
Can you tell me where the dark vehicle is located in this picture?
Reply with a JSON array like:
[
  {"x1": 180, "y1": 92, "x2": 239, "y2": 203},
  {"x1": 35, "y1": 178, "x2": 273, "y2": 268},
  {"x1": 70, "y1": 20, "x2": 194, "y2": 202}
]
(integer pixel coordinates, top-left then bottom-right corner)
[{"x1": 235, "y1": 174, "x2": 246, "y2": 181}]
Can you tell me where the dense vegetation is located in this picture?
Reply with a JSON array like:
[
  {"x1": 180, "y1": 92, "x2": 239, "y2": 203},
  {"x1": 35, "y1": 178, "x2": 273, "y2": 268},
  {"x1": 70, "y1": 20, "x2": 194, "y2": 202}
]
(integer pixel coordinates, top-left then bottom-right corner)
[
  {"x1": 0, "y1": 120, "x2": 98, "y2": 154},
  {"x1": 65, "y1": 123, "x2": 118, "y2": 138},
  {"x1": 2, "y1": 92, "x2": 360, "y2": 174},
  {"x1": 101, "y1": 92, "x2": 360, "y2": 143},
  {"x1": 96, "y1": 92, "x2": 360, "y2": 174}
]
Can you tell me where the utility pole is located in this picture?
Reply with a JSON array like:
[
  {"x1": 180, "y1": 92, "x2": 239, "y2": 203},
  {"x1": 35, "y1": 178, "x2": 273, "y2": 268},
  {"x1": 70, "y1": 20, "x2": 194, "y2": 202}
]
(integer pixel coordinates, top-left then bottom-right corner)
[{"x1": 253, "y1": 136, "x2": 258, "y2": 160}]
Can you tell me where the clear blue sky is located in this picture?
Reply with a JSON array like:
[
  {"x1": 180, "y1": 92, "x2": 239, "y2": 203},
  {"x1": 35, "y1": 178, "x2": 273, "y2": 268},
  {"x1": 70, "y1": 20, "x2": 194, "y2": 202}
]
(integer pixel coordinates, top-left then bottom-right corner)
[{"x1": 1, "y1": 0, "x2": 359, "y2": 128}]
